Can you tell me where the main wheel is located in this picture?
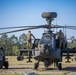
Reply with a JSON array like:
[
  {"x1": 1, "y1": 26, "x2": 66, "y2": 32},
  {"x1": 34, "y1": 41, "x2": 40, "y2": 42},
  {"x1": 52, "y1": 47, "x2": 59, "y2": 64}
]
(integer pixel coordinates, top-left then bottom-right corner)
[
  {"x1": 4, "y1": 61, "x2": 9, "y2": 69},
  {"x1": 0, "y1": 65, "x2": 3, "y2": 69},
  {"x1": 58, "y1": 63, "x2": 62, "y2": 70},
  {"x1": 44, "y1": 60, "x2": 49, "y2": 69},
  {"x1": 34, "y1": 62, "x2": 39, "y2": 70}
]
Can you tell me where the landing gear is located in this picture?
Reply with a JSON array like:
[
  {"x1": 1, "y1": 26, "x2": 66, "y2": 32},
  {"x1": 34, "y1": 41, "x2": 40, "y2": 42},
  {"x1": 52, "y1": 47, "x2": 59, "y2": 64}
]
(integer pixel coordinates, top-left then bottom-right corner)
[
  {"x1": 0, "y1": 65, "x2": 3, "y2": 69},
  {"x1": 0, "y1": 61, "x2": 9, "y2": 69},
  {"x1": 44, "y1": 60, "x2": 49, "y2": 69},
  {"x1": 34, "y1": 59, "x2": 39, "y2": 70},
  {"x1": 56, "y1": 62, "x2": 62, "y2": 70},
  {"x1": 4, "y1": 61, "x2": 9, "y2": 69},
  {"x1": 0, "y1": 61, "x2": 3, "y2": 69},
  {"x1": 58, "y1": 63, "x2": 62, "y2": 70},
  {"x1": 34, "y1": 62, "x2": 39, "y2": 70}
]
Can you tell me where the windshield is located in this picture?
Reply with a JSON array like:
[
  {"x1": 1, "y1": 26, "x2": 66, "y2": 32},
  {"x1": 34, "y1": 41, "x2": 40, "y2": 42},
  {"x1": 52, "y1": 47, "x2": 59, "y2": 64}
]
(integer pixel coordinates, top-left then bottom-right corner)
[{"x1": 40, "y1": 34, "x2": 51, "y2": 44}]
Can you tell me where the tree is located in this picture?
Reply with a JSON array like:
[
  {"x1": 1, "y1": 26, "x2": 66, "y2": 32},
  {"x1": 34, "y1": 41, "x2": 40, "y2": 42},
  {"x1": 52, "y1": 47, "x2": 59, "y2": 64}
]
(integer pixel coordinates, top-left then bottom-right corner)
[
  {"x1": 1, "y1": 34, "x2": 8, "y2": 44},
  {"x1": 19, "y1": 33, "x2": 26, "y2": 48},
  {"x1": 0, "y1": 33, "x2": 27, "y2": 56},
  {"x1": 9, "y1": 35, "x2": 18, "y2": 45},
  {"x1": 19, "y1": 33, "x2": 26, "y2": 44},
  {"x1": 74, "y1": 39, "x2": 76, "y2": 43},
  {"x1": 7, "y1": 35, "x2": 19, "y2": 56},
  {"x1": 70, "y1": 36, "x2": 75, "y2": 43},
  {"x1": 0, "y1": 34, "x2": 9, "y2": 55},
  {"x1": 12, "y1": 45, "x2": 19, "y2": 56},
  {"x1": 67, "y1": 36, "x2": 76, "y2": 48}
]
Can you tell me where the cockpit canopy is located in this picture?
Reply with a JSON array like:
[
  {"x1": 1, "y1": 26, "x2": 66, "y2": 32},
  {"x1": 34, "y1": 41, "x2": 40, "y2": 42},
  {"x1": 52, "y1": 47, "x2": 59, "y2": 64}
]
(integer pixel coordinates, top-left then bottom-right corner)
[
  {"x1": 39, "y1": 33, "x2": 56, "y2": 50},
  {"x1": 39, "y1": 33, "x2": 52, "y2": 45}
]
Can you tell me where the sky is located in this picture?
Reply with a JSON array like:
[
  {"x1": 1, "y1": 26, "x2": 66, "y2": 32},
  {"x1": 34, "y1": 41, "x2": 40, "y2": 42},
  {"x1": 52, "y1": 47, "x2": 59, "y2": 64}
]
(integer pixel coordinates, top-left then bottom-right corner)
[{"x1": 0, "y1": 0, "x2": 76, "y2": 39}]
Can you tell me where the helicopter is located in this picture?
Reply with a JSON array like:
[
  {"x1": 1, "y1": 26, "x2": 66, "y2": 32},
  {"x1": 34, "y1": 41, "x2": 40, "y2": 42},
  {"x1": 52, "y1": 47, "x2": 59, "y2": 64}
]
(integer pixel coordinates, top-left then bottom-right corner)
[{"x1": 0, "y1": 12, "x2": 76, "y2": 70}]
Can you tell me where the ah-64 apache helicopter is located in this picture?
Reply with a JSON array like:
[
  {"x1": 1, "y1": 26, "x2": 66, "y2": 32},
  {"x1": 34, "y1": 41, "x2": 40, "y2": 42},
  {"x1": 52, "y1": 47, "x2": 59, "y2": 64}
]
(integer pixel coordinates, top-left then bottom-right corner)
[{"x1": 0, "y1": 12, "x2": 76, "y2": 70}]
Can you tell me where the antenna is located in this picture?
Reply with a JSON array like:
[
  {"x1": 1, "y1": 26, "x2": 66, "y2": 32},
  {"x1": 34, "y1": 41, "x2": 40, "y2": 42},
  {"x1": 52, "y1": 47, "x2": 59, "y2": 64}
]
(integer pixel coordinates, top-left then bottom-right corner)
[
  {"x1": 65, "y1": 24, "x2": 67, "y2": 38},
  {"x1": 56, "y1": 17, "x2": 58, "y2": 33}
]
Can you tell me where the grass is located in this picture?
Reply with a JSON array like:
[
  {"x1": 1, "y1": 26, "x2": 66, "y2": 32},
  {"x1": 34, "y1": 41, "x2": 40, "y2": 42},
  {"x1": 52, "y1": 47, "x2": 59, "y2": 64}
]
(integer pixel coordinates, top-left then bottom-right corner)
[
  {"x1": 0, "y1": 56, "x2": 76, "y2": 75},
  {"x1": 6, "y1": 56, "x2": 43, "y2": 65},
  {"x1": 0, "y1": 74, "x2": 65, "y2": 75},
  {"x1": 0, "y1": 74, "x2": 22, "y2": 75},
  {"x1": 6, "y1": 56, "x2": 76, "y2": 65},
  {"x1": 1, "y1": 74, "x2": 75, "y2": 75}
]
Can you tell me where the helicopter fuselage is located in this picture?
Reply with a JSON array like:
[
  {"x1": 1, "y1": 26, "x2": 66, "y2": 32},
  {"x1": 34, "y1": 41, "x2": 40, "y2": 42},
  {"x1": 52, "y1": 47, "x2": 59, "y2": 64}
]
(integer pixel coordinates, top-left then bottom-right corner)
[{"x1": 33, "y1": 32, "x2": 62, "y2": 66}]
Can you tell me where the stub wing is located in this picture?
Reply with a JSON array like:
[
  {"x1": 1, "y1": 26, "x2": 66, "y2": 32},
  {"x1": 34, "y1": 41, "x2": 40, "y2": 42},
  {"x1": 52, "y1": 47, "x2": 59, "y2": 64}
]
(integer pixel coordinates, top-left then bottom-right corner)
[{"x1": 61, "y1": 48, "x2": 76, "y2": 63}]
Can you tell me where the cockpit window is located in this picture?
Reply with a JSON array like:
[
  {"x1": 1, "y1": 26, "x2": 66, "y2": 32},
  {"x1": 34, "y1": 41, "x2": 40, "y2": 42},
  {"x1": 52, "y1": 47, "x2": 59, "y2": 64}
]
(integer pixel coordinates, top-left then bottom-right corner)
[{"x1": 39, "y1": 34, "x2": 51, "y2": 44}]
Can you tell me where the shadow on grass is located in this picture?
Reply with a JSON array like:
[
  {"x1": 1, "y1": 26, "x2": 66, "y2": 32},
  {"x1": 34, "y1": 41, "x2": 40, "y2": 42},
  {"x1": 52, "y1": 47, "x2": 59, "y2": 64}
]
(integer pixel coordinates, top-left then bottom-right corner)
[
  {"x1": 3, "y1": 67, "x2": 33, "y2": 70},
  {"x1": 3, "y1": 66, "x2": 76, "y2": 72},
  {"x1": 62, "y1": 67, "x2": 76, "y2": 72},
  {"x1": 37, "y1": 67, "x2": 76, "y2": 72}
]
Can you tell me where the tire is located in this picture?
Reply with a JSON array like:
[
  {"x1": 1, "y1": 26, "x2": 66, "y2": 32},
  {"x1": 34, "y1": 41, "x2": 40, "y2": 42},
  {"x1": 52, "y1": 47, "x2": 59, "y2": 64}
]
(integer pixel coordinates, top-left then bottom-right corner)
[
  {"x1": 58, "y1": 63, "x2": 62, "y2": 70},
  {"x1": 4, "y1": 61, "x2": 9, "y2": 69},
  {"x1": 0, "y1": 65, "x2": 3, "y2": 69},
  {"x1": 44, "y1": 60, "x2": 49, "y2": 69},
  {"x1": 34, "y1": 62, "x2": 39, "y2": 70},
  {"x1": 0, "y1": 61, "x2": 3, "y2": 69}
]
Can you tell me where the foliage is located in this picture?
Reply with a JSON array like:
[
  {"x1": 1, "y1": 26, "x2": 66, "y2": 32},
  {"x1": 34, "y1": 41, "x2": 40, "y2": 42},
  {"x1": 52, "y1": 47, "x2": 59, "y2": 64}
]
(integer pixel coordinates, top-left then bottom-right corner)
[
  {"x1": 0, "y1": 33, "x2": 26, "y2": 56},
  {"x1": 67, "y1": 42, "x2": 76, "y2": 48}
]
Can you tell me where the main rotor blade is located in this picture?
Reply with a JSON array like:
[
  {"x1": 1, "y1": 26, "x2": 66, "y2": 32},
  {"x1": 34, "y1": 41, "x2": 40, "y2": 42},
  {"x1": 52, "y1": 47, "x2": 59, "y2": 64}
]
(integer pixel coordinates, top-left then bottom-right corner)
[
  {"x1": 0, "y1": 26, "x2": 39, "y2": 30},
  {"x1": 59, "y1": 26, "x2": 76, "y2": 30},
  {"x1": 0, "y1": 26, "x2": 41, "y2": 35},
  {"x1": 50, "y1": 25, "x2": 76, "y2": 30},
  {"x1": 0, "y1": 24, "x2": 76, "y2": 35},
  {"x1": 0, "y1": 25, "x2": 49, "y2": 35},
  {"x1": 50, "y1": 25, "x2": 76, "y2": 28}
]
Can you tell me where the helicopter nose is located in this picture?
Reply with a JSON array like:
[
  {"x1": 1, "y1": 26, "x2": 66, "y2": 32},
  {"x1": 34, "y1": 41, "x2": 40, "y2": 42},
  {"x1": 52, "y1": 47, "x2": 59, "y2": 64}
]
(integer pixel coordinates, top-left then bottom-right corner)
[
  {"x1": 44, "y1": 45, "x2": 50, "y2": 54},
  {"x1": 39, "y1": 44, "x2": 49, "y2": 55},
  {"x1": 38, "y1": 45, "x2": 44, "y2": 54}
]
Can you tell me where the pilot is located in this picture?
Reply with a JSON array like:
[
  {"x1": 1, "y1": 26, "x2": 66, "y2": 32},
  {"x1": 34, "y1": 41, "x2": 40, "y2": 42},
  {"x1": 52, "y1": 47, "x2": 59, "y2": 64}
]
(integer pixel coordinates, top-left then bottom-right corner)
[
  {"x1": 58, "y1": 30, "x2": 65, "y2": 49},
  {"x1": 26, "y1": 31, "x2": 35, "y2": 49}
]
